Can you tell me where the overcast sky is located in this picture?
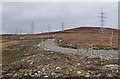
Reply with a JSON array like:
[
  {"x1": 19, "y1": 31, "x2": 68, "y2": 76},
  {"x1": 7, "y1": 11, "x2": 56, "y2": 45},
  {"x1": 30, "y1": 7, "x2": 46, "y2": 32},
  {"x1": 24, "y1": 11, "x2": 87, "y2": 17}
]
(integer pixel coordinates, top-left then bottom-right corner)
[{"x1": 1, "y1": 2, "x2": 118, "y2": 34}]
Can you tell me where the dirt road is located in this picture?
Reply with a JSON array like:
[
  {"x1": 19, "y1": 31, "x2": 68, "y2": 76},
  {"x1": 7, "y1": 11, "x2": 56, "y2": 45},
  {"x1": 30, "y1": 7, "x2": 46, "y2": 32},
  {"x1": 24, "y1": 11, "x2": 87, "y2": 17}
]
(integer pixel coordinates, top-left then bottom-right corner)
[{"x1": 40, "y1": 39, "x2": 118, "y2": 60}]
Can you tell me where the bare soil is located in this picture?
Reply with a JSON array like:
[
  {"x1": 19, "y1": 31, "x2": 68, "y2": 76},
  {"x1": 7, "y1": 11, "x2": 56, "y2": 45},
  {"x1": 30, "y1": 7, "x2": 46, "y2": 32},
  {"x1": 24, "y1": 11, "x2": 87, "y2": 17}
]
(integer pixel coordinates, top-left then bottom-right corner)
[{"x1": 1, "y1": 27, "x2": 120, "y2": 78}]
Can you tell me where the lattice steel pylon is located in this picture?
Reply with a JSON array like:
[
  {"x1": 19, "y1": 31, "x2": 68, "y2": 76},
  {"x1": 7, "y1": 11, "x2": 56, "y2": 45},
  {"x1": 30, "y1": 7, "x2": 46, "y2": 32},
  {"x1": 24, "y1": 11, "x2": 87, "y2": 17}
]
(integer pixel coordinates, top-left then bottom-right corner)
[
  {"x1": 61, "y1": 21, "x2": 64, "y2": 32},
  {"x1": 48, "y1": 25, "x2": 50, "y2": 33},
  {"x1": 31, "y1": 21, "x2": 34, "y2": 34},
  {"x1": 99, "y1": 9, "x2": 106, "y2": 33}
]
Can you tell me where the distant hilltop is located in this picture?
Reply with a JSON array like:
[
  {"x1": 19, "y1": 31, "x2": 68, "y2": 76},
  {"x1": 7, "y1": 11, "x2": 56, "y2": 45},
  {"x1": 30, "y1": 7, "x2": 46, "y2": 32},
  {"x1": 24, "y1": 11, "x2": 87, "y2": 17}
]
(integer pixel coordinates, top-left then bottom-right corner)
[
  {"x1": 1, "y1": 26, "x2": 119, "y2": 35},
  {"x1": 43, "y1": 26, "x2": 119, "y2": 34},
  {"x1": 63, "y1": 26, "x2": 118, "y2": 33}
]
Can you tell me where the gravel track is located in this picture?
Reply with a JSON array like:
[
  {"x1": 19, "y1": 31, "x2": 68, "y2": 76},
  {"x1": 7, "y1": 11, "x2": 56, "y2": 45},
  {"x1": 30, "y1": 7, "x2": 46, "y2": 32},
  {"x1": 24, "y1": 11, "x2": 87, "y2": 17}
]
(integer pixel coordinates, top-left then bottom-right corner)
[{"x1": 40, "y1": 39, "x2": 118, "y2": 60}]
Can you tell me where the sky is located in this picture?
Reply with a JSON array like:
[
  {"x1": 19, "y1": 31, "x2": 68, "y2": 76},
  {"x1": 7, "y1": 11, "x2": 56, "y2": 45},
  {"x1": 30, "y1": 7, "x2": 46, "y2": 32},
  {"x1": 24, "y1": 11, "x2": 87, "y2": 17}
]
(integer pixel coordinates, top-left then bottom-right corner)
[{"x1": 1, "y1": 1, "x2": 119, "y2": 34}]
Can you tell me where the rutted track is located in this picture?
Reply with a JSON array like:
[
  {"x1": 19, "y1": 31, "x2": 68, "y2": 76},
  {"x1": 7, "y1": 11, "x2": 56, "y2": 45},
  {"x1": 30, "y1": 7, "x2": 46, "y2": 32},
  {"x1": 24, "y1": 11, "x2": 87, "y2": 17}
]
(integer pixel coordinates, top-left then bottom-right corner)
[{"x1": 40, "y1": 39, "x2": 118, "y2": 60}]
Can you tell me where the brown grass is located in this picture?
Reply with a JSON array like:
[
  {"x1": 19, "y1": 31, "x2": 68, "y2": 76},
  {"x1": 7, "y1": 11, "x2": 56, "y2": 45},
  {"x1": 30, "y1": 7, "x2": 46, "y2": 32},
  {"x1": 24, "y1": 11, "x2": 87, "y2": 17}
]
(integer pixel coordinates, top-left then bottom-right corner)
[{"x1": 1, "y1": 27, "x2": 119, "y2": 49}]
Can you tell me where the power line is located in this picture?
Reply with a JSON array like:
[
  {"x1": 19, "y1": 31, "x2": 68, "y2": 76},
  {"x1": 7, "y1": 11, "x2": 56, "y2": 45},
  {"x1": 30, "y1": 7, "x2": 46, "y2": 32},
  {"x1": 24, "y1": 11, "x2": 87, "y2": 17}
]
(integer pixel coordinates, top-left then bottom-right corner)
[
  {"x1": 20, "y1": 28, "x2": 22, "y2": 35},
  {"x1": 61, "y1": 21, "x2": 64, "y2": 31},
  {"x1": 31, "y1": 21, "x2": 34, "y2": 34},
  {"x1": 19, "y1": 28, "x2": 22, "y2": 39},
  {"x1": 48, "y1": 25, "x2": 50, "y2": 33},
  {"x1": 41, "y1": 30, "x2": 43, "y2": 33},
  {"x1": 99, "y1": 8, "x2": 106, "y2": 33},
  {"x1": 15, "y1": 28, "x2": 18, "y2": 35}
]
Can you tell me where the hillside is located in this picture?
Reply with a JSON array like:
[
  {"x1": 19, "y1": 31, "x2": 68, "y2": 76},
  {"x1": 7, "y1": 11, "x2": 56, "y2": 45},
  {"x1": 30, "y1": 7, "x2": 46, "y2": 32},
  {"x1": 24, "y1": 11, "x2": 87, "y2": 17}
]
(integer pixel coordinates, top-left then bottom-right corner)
[
  {"x1": 1, "y1": 26, "x2": 119, "y2": 78},
  {"x1": 1, "y1": 27, "x2": 119, "y2": 50},
  {"x1": 64, "y1": 27, "x2": 118, "y2": 33},
  {"x1": 53, "y1": 27, "x2": 119, "y2": 50}
]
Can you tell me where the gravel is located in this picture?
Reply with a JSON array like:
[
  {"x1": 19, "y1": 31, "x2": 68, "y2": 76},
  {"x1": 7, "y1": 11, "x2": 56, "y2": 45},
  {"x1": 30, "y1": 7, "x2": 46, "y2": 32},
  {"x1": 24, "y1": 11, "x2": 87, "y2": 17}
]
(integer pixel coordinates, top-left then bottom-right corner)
[{"x1": 2, "y1": 38, "x2": 119, "y2": 78}]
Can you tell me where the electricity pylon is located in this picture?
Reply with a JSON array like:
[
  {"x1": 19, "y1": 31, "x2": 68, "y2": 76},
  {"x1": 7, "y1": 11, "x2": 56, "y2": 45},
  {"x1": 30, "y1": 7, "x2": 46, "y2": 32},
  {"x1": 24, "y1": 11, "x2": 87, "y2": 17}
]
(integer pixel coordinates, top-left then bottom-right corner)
[
  {"x1": 15, "y1": 28, "x2": 18, "y2": 35},
  {"x1": 20, "y1": 28, "x2": 22, "y2": 35},
  {"x1": 99, "y1": 9, "x2": 106, "y2": 33},
  {"x1": 61, "y1": 21, "x2": 64, "y2": 32},
  {"x1": 48, "y1": 25, "x2": 50, "y2": 33},
  {"x1": 31, "y1": 21, "x2": 34, "y2": 34}
]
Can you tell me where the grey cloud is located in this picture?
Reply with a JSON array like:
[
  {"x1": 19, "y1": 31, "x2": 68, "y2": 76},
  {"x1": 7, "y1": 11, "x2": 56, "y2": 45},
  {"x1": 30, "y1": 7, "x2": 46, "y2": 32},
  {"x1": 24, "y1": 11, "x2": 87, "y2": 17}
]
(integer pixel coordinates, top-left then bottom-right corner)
[{"x1": 2, "y1": 2, "x2": 118, "y2": 34}]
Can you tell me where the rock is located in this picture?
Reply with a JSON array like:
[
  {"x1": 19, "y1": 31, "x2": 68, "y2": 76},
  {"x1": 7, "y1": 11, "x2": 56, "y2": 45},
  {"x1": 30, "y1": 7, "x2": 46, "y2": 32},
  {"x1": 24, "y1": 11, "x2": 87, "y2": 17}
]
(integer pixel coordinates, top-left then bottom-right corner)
[
  {"x1": 43, "y1": 72, "x2": 47, "y2": 76},
  {"x1": 37, "y1": 48, "x2": 40, "y2": 50},
  {"x1": 24, "y1": 73, "x2": 27, "y2": 76},
  {"x1": 85, "y1": 74, "x2": 90, "y2": 77},
  {"x1": 33, "y1": 55, "x2": 36, "y2": 57},
  {"x1": 66, "y1": 71, "x2": 70, "y2": 75},
  {"x1": 30, "y1": 75, "x2": 34, "y2": 77},
  {"x1": 29, "y1": 69, "x2": 32, "y2": 72},
  {"x1": 6, "y1": 73, "x2": 13, "y2": 76},
  {"x1": 95, "y1": 61, "x2": 98, "y2": 63},
  {"x1": 33, "y1": 69, "x2": 36, "y2": 71},
  {"x1": 81, "y1": 74, "x2": 85, "y2": 76},
  {"x1": 116, "y1": 70, "x2": 118, "y2": 73},
  {"x1": 43, "y1": 75, "x2": 49, "y2": 77},
  {"x1": 86, "y1": 72, "x2": 90, "y2": 75},
  {"x1": 38, "y1": 71, "x2": 41, "y2": 74},
  {"x1": 87, "y1": 61, "x2": 91, "y2": 64},
  {"x1": 38, "y1": 44, "x2": 41, "y2": 46},
  {"x1": 102, "y1": 64, "x2": 119, "y2": 70},
  {"x1": 55, "y1": 75, "x2": 59, "y2": 77},
  {"x1": 30, "y1": 61, "x2": 34, "y2": 65},
  {"x1": 42, "y1": 68, "x2": 45, "y2": 72},
  {"x1": 58, "y1": 57, "x2": 61, "y2": 59},
  {"x1": 29, "y1": 73, "x2": 32, "y2": 76},
  {"x1": 96, "y1": 74, "x2": 101, "y2": 77},
  {"x1": 107, "y1": 74, "x2": 112, "y2": 77},
  {"x1": 37, "y1": 66, "x2": 41, "y2": 69},
  {"x1": 34, "y1": 73, "x2": 38, "y2": 76},
  {"x1": 56, "y1": 66, "x2": 61, "y2": 70},
  {"x1": 37, "y1": 73, "x2": 41, "y2": 77},
  {"x1": 37, "y1": 60, "x2": 40, "y2": 62},
  {"x1": 13, "y1": 73, "x2": 18, "y2": 77},
  {"x1": 50, "y1": 52, "x2": 54, "y2": 54},
  {"x1": 77, "y1": 63, "x2": 80, "y2": 66},
  {"x1": 76, "y1": 71, "x2": 82, "y2": 74},
  {"x1": 76, "y1": 71, "x2": 82, "y2": 76},
  {"x1": 106, "y1": 64, "x2": 118, "y2": 69},
  {"x1": 46, "y1": 64, "x2": 50, "y2": 67},
  {"x1": 51, "y1": 72, "x2": 56, "y2": 76},
  {"x1": 27, "y1": 60, "x2": 32, "y2": 63},
  {"x1": 69, "y1": 68, "x2": 72, "y2": 71}
]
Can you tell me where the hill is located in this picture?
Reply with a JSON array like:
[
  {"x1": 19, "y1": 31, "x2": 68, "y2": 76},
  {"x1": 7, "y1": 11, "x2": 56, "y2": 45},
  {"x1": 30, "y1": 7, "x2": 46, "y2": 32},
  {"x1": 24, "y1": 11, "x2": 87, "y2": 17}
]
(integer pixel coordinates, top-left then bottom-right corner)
[
  {"x1": 1, "y1": 27, "x2": 119, "y2": 50},
  {"x1": 54, "y1": 27, "x2": 119, "y2": 50}
]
